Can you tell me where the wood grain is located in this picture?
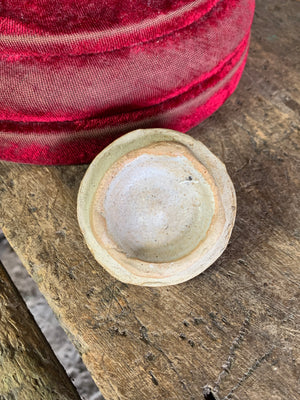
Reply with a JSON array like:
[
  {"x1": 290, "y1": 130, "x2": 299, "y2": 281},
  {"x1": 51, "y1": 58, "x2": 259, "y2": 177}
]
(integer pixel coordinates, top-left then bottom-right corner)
[
  {"x1": 0, "y1": 0, "x2": 299, "y2": 399},
  {"x1": 0, "y1": 261, "x2": 81, "y2": 399}
]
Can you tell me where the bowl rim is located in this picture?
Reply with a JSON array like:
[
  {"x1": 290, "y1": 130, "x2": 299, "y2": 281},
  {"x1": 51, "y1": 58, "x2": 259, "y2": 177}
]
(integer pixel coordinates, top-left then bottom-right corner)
[{"x1": 77, "y1": 128, "x2": 236, "y2": 286}]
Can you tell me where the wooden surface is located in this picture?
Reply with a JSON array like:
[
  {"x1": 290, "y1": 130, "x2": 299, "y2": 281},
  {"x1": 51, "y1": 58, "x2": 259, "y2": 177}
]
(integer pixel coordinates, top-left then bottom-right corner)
[
  {"x1": 0, "y1": 0, "x2": 299, "y2": 399},
  {"x1": 0, "y1": 261, "x2": 81, "y2": 399}
]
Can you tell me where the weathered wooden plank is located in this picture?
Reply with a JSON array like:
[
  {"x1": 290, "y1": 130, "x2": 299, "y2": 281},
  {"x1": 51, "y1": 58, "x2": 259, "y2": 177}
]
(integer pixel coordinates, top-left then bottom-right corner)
[
  {"x1": 0, "y1": 261, "x2": 81, "y2": 399},
  {"x1": 0, "y1": 0, "x2": 299, "y2": 399}
]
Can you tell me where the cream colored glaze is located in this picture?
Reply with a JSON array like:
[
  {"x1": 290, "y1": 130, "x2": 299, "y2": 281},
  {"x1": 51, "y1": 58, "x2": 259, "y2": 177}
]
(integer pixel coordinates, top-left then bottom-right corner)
[
  {"x1": 91, "y1": 142, "x2": 215, "y2": 263},
  {"x1": 77, "y1": 128, "x2": 236, "y2": 286}
]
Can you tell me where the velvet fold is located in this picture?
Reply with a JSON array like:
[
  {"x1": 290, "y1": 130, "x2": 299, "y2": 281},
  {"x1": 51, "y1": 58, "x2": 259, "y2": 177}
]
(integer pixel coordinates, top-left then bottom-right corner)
[{"x1": 0, "y1": 0, "x2": 255, "y2": 164}]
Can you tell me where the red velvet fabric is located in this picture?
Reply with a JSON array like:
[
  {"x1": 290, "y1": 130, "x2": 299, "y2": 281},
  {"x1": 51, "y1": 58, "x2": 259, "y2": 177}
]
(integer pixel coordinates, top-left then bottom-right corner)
[{"x1": 0, "y1": 0, "x2": 255, "y2": 164}]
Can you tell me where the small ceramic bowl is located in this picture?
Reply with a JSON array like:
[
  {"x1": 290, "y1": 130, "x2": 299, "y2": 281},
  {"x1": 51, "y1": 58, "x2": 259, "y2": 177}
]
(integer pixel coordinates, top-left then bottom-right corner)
[{"x1": 77, "y1": 128, "x2": 236, "y2": 286}]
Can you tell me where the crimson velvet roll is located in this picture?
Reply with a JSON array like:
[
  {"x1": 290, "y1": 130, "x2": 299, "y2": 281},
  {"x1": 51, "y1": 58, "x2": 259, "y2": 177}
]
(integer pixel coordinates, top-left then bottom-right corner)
[{"x1": 0, "y1": 0, "x2": 255, "y2": 164}]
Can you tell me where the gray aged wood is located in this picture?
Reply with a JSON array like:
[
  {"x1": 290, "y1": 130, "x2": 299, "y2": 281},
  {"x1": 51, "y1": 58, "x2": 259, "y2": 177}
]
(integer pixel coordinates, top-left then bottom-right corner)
[
  {"x1": 0, "y1": 0, "x2": 299, "y2": 399},
  {"x1": 0, "y1": 261, "x2": 81, "y2": 399}
]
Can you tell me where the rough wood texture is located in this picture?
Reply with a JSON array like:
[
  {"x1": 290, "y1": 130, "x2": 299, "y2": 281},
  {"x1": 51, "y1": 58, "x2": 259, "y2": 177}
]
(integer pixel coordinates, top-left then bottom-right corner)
[
  {"x1": 0, "y1": 261, "x2": 81, "y2": 399},
  {"x1": 0, "y1": 0, "x2": 299, "y2": 399}
]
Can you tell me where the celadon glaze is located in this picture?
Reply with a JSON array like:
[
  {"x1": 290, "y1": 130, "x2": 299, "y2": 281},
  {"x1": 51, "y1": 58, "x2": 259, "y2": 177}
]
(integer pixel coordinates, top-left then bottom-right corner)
[{"x1": 77, "y1": 128, "x2": 236, "y2": 286}]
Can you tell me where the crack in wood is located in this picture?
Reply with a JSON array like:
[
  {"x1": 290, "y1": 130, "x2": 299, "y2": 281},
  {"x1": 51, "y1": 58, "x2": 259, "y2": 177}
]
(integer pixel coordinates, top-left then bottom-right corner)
[
  {"x1": 149, "y1": 370, "x2": 159, "y2": 386},
  {"x1": 204, "y1": 345, "x2": 275, "y2": 400},
  {"x1": 203, "y1": 385, "x2": 221, "y2": 400},
  {"x1": 203, "y1": 311, "x2": 276, "y2": 400},
  {"x1": 213, "y1": 312, "x2": 251, "y2": 393},
  {"x1": 223, "y1": 346, "x2": 275, "y2": 400}
]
